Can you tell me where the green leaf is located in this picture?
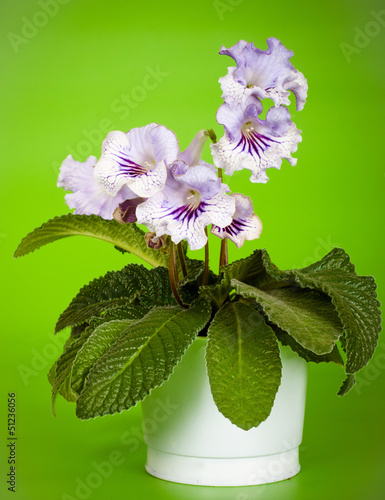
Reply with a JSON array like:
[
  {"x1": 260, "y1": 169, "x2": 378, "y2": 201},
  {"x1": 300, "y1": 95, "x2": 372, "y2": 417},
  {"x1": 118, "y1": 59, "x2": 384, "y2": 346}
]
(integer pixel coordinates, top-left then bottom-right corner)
[
  {"x1": 232, "y1": 280, "x2": 343, "y2": 355},
  {"x1": 206, "y1": 302, "x2": 282, "y2": 430},
  {"x1": 338, "y1": 374, "x2": 356, "y2": 396},
  {"x1": 200, "y1": 250, "x2": 280, "y2": 309},
  {"x1": 178, "y1": 261, "x2": 217, "y2": 304},
  {"x1": 76, "y1": 299, "x2": 212, "y2": 419},
  {"x1": 71, "y1": 319, "x2": 135, "y2": 395},
  {"x1": 272, "y1": 324, "x2": 344, "y2": 365},
  {"x1": 51, "y1": 329, "x2": 93, "y2": 415},
  {"x1": 285, "y1": 249, "x2": 381, "y2": 375},
  {"x1": 14, "y1": 214, "x2": 168, "y2": 268},
  {"x1": 55, "y1": 264, "x2": 174, "y2": 333},
  {"x1": 296, "y1": 247, "x2": 356, "y2": 274},
  {"x1": 291, "y1": 274, "x2": 380, "y2": 376}
]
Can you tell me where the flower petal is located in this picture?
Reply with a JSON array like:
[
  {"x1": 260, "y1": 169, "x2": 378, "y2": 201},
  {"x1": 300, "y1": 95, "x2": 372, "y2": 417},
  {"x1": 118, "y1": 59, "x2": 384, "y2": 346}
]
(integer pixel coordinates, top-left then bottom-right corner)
[
  {"x1": 57, "y1": 155, "x2": 135, "y2": 219},
  {"x1": 220, "y1": 38, "x2": 308, "y2": 111},
  {"x1": 113, "y1": 197, "x2": 146, "y2": 224},
  {"x1": 94, "y1": 124, "x2": 178, "y2": 198},
  {"x1": 211, "y1": 193, "x2": 262, "y2": 248},
  {"x1": 173, "y1": 163, "x2": 222, "y2": 199},
  {"x1": 136, "y1": 167, "x2": 235, "y2": 251},
  {"x1": 211, "y1": 104, "x2": 301, "y2": 183},
  {"x1": 179, "y1": 130, "x2": 209, "y2": 167}
]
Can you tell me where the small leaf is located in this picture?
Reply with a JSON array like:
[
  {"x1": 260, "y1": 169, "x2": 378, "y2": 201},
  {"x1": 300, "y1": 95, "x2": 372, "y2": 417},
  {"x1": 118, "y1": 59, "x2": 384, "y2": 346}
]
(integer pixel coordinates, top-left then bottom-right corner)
[
  {"x1": 14, "y1": 214, "x2": 168, "y2": 268},
  {"x1": 76, "y1": 299, "x2": 212, "y2": 419},
  {"x1": 200, "y1": 250, "x2": 280, "y2": 309},
  {"x1": 206, "y1": 302, "x2": 282, "y2": 430},
  {"x1": 178, "y1": 261, "x2": 217, "y2": 304},
  {"x1": 55, "y1": 264, "x2": 174, "y2": 333},
  {"x1": 232, "y1": 280, "x2": 343, "y2": 355},
  {"x1": 338, "y1": 374, "x2": 356, "y2": 396}
]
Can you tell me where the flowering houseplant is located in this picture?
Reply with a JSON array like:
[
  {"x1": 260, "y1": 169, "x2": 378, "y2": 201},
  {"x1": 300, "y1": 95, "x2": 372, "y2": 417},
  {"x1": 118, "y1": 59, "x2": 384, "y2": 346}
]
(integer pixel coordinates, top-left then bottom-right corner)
[{"x1": 15, "y1": 38, "x2": 381, "y2": 432}]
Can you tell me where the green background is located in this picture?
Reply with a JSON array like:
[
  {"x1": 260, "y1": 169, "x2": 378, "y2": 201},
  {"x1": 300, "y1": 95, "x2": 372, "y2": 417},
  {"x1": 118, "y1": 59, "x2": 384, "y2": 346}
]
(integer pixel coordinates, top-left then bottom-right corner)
[{"x1": 1, "y1": 0, "x2": 384, "y2": 498}]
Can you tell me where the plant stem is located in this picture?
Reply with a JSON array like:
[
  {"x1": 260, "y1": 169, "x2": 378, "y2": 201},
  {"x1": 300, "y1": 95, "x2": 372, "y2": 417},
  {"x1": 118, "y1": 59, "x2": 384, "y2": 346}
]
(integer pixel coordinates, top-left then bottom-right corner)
[
  {"x1": 202, "y1": 228, "x2": 209, "y2": 286},
  {"x1": 168, "y1": 243, "x2": 185, "y2": 308},
  {"x1": 219, "y1": 239, "x2": 228, "y2": 269},
  {"x1": 177, "y1": 242, "x2": 187, "y2": 278}
]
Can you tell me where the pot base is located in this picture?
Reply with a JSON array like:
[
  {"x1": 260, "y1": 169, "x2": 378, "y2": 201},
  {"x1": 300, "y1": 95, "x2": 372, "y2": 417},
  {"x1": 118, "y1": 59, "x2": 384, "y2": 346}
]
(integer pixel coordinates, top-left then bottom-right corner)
[{"x1": 145, "y1": 446, "x2": 300, "y2": 486}]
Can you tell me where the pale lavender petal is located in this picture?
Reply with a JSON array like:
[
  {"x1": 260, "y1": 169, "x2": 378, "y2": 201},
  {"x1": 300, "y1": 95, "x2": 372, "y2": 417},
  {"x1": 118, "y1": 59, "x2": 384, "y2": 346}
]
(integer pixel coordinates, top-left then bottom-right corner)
[
  {"x1": 220, "y1": 38, "x2": 308, "y2": 111},
  {"x1": 144, "y1": 123, "x2": 179, "y2": 165},
  {"x1": 211, "y1": 193, "x2": 262, "y2": 248},
  {"x1": 179, "y1": 130, "x2": 208, "y2": 167},
  {"x1": 173, "y1": 163, "x2": 223, "y2": 199},
  {"x1": 94, "y1": 124, "x2": 178, "y2": 198},
  {"x1": 216, "y1": 95, "x2": 262, "y2": 141},
  {"x1": 58, "y1": 155, "x2": 135, "y2": 219}
]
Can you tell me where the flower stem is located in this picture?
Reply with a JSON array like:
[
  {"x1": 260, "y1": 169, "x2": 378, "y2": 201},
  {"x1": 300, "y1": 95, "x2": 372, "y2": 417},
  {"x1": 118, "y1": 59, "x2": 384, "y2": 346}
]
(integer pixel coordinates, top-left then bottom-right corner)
[
  {"x1": 177, "y1": 242, "x2": 187, "y2": 278},
  {"x1": 219, "y1": 239, "x2": 228, "y2": 269},
  {"x1": 202, "y1": 228, "x2": 209, "y2": 286},
  {"x1": 169, "y1": 243, "x2": 185, "y2": 308}
]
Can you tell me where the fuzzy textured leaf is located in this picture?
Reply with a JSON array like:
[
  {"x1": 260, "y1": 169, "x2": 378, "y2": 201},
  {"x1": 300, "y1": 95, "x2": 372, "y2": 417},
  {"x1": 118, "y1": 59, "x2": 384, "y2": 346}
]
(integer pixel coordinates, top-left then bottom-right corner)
[
  {"x1": 232, "y1": 280, "x2": 343, "y2": 355},
  {"x1": 206, "y1": 302, "x2": 282, "y2": 430},
  {"x1": 55, "y1": 264, "x2": 174, "y2": 333},
  {"x1": 200, "y1": 250, "x2": 280, "y2": 309},
  {"x1": 273, "y1": 325, "x2": 344, "y2": 365},
  {"x1": 76, "y1": 300, "x2": 212, "y2": 419},
  {"x1": 71, "y1": 319, "x2": 134, "y2": 395},
  {"x1": 261, "y1": 247, "x2": 381, "y2": 392},
  {"x1": 338, "y1": 374, "x2": 356, "y2": 396},
  {"x1": 14, "y1": 214, "x2": 168, "y2": 268},
  {"x1": 51, "y1": 329, "x2": 93, "y2": 415},
  {"x1": 290, "y1": 266, "x2": 381, "y2": 375}
]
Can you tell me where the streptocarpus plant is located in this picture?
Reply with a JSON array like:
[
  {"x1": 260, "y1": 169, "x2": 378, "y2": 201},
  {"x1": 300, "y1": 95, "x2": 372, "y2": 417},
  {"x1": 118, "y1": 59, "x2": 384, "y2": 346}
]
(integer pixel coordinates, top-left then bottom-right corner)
[{"x1": 15, "y1": 38, "x2": 381, "y2": 430}]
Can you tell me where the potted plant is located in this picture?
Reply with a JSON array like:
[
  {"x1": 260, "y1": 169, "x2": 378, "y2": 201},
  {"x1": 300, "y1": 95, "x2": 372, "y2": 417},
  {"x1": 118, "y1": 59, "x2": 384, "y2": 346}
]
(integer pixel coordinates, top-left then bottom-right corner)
[{"x1": 14, "y1": 38, "x2": 381, "y2": 487}]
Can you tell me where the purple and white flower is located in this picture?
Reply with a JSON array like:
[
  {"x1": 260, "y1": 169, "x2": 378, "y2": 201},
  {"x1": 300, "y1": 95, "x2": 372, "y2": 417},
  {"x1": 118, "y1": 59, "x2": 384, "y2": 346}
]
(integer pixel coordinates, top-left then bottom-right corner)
[
  {"x1": 219, "y1": 38, "x2": 308, "y2": 111},
  {"x1": 57, "y1": 155, "x2": 136, "y2": 219},
  {"x1": 211, "y1": 96, "x2": 302, "y2": 183},
  {"x1": 136, "y1": 161, "x2": 235, "y2": 251},
  {"x1": 211, "y1": 194, "x2": 262, "y2": 248},
  {"x1": 94, "y1": 123, "x2": 179, "y2": 198}
]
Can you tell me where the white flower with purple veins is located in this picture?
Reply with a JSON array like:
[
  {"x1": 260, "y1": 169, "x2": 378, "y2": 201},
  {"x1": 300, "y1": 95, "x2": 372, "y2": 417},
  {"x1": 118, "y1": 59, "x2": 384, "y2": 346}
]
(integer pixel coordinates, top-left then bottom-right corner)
[
  {"x1": 136, "y1": 162, "x2": 236, "y2": 251},
  {"x1": 211, "y1": 96, "x2": 302, "y2": 183},
  {"x1": 57, "y1": 155, "x2": 136, "y2": 219},
  {"x1": 211, "y1": 193, "x2": 262, "y2": 248},
  {"x1": 219, "y1": 38, "x2": 308, "y2": 111},
  {"x1": 94, "y1": 123, "x2": 178, "y2": 198}
]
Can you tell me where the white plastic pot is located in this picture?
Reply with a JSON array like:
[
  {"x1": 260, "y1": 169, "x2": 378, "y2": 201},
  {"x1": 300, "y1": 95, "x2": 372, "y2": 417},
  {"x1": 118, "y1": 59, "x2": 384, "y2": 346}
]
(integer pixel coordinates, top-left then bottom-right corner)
[{"x1": 141, "y1": 336, "x2": 307, "y2": 487}]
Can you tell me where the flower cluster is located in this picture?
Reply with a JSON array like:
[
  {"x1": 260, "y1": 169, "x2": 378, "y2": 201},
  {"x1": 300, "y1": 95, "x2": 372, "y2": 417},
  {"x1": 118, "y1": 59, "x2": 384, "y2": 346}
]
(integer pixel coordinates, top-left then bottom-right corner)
[{"x1": 58, "y1": 38, "x2": 307, "y2": 251}]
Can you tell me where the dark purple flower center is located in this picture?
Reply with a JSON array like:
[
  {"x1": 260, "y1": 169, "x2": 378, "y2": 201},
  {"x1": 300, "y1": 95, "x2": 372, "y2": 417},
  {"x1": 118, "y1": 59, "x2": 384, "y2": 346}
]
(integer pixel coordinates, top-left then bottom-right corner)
[
  {"x1": 108, "y1": 143, "x2": 152, "y2": 178},
  {"x1": 235, "y1": 122, "x2": 277, "y2": 157}
]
